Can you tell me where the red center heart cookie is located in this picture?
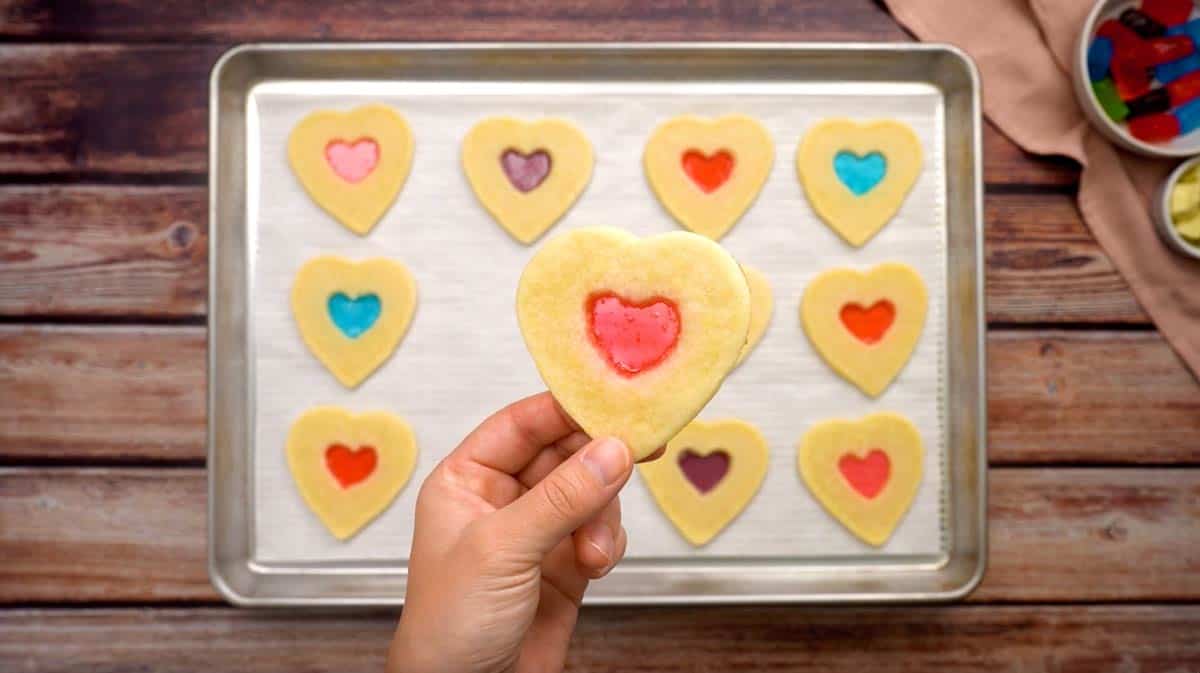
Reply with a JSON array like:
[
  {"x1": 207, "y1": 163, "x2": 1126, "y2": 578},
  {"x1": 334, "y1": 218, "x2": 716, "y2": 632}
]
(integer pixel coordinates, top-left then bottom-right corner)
[
  {"x1": 682, "y1": 150, "x2": 735, "y2": 193},
  {"x1": 837, "y1": 449, "x2": 890, "y2": 499},
  {"x1": 839, "y1": 300, "x2": 895, "y2": 345},
  {"x1": 324, "y1": 443, "x2": 378, "y2": 488},
  {"x1": 678, "y1": 449, "x2": 730, "y2": 494},
  {"x1": 587, "y1": 293, "x2": 681, "y2": 376},
  {"x1": 324, "y1": 138, "x2": 380, "y2": 184}
]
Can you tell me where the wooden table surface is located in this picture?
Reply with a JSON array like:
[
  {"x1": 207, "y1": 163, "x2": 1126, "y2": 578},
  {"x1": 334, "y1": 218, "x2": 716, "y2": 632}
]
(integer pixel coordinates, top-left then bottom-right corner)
[{"x1": 1, "y1": 1, "x2": 1199, "y2": 670}]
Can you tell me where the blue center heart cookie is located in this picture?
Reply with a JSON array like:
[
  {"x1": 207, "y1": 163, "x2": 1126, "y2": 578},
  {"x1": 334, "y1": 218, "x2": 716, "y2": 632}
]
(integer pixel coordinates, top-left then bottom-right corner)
[
  {"x1": 833, "y1": 151, "x2": 887, "y2": 196},
  {"x1": 327, "y1": 292, "x2": 382, "y2": 339}
]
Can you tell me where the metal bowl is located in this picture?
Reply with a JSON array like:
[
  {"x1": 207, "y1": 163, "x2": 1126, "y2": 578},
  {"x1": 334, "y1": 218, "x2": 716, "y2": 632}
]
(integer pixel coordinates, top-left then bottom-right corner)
[
  {"x1": 1074, "y1": 0, "x2": 1200, "y2": 157},
  {"x1": 1154, "y1": 154, "x2": 1200, "y2": 259}
]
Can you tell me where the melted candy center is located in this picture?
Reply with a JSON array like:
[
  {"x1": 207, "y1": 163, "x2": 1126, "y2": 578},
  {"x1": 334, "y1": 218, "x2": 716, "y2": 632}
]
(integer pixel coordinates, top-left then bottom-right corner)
[
  {"x1": 325, "y1": 443, "x2": 378, "y2": 489},
  {"x1": 328, "y1": 292, "x2": 382, "y2": 339},
  {"x1": 587, "y1": 292, "x2": 681, "y2": 376},
  {"x1": 678, "y1": 449, "x2": 730, "y2": 494},
  {"x1": 500, "y1": 149, "x2": 552, "y2": 192},
  {"x1": 838, "y1": 449, "x2": 890, "y2": 499},
  {"x1": 325, "y1": 138, "x2": 380, "y2": 183},
  {"x1": 682, "y1": 150, "x2": 735, "y2": 193},
  {"x1": 839, "y1": 300, "x2": 895, "y2": 344},
  {"x1": 833, "y1": 151, "x2": 887, "y2": 196}
]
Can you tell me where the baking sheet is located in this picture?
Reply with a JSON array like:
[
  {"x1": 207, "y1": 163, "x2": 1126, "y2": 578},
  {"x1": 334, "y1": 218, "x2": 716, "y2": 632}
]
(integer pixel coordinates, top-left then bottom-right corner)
[{"x1": 249, "y1": 81, "x2": 947, "y2": 564}]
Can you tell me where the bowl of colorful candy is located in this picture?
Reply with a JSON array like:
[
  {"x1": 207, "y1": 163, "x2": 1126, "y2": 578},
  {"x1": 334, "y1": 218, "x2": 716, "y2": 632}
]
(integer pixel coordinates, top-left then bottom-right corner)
[
  {"x1": 1077, "y1": 0, "x2": 1200, "y2": 156},
  {"x1": 1155, "y1": 155, "x2": 1200, "y2": 258}
]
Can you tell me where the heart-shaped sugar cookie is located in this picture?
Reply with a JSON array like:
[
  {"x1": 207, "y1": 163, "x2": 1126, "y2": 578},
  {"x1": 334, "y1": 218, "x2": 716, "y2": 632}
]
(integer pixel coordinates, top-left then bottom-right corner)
[
  {"x1": 291, "y1": 256, "x2": 417, "y2": 388},
  {"x1": 462, "y1": 117, "x2": 593, "y2": 244},
  {"x1": 735, "y1": 264, "x2": 773, "y2": 367},
  {"x1": 796, "y1": 119, "x2": 922, "y2": 247},
  {"x1": 286, "y1": 407, "x2": 418, "y2": 540},
  {"x1": 639, "y1": 419, "x2": 768, "y2": 546},
  {"x1": 644, "y1": 115, "x2": 774, "y2": 240},
  {"x1": 797, "y1": 412, "x2": 923, "y2": 547},
  {"x1": 801, "y1": 263, "x2": 927, "y2": 397},
  {"x1": 516, "y1": 227, "x2": 751, "y2": 459},
  {"x1": 288, "y1": 104, "x2": 415, "y2": 236}
]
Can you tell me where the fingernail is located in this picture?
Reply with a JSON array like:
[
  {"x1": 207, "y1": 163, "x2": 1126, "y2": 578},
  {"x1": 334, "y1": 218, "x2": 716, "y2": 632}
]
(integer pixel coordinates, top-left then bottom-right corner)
[
  {"x1": 587, "y1": 524, "x2": 615, "y2": 566},
  {"x1": 580, "y1": 437, "x2": 630, "y2": 486}
]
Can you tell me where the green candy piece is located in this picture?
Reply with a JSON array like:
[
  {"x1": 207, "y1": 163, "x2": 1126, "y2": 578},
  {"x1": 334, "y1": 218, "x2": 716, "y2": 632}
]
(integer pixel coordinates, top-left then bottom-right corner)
[{"x1": 1092, "y1": 79, "x2": 1129, "y2": 123}]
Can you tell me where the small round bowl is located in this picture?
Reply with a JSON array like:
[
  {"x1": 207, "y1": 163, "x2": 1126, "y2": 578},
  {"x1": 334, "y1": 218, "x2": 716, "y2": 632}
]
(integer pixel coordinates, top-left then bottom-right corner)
[
  {"x1": 1075, "y1": 0, "x2": 1200, "y2": 158},
  {"x1": 1154, "y1": 154, "x2": 1200, "y2": 259}
]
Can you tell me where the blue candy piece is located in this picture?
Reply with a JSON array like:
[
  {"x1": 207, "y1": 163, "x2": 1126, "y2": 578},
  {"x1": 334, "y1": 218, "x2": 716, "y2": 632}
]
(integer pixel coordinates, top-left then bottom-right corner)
[
  {"x1": 833, "y1": 151, "x2": 887, "y2": 196},
  {"x1": 1168, "y1": 18, "x2": 1200, "y2": 48},
  {"x1": 327, "y1": 292, "x2": 381, "y2": 338},
  {"x1": 1088, "y1": 37, "x2": 1114, "y2": 82},
  {"x1": 1176, "y1": 97, "x2": 1200, "y2": 133},
  {"x1": 1156, "y1": 51, "x2": 1200, "y2": 83}
]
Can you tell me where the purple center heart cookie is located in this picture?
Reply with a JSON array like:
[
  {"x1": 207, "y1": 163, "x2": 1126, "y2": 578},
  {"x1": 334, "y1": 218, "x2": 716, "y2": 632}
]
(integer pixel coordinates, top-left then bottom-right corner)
[{"x1": 501, "y1": 149, "x2": 551, "y2": 192}]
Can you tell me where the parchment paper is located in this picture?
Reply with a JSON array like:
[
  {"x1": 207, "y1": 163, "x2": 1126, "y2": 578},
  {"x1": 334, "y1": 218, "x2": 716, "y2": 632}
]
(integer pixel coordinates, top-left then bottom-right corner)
[{"x1": 250, "y1": 81, "x2": 947, "y2": 563}]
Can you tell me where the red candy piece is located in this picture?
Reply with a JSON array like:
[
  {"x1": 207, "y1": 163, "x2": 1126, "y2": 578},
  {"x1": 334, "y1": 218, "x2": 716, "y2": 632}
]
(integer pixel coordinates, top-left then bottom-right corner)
[
  {"x1": 587, "y1": 292, "x2": 681, "y2": 376},
  {"x1": 1146, "y1": 36, "x2": 1195, "y2": 65},
  {"x1": 1169, "y1": 70, "x2": 1200, "y2": 105},
  {"x1": 325, "y1": 444, "x2": 378, "y2": 488},
  {"x1": 1142, "y1": 0, "x2": 1192, "y2": 27},
  {"x1": 1098, "y1": 19, "x2": 1146, "y2": 53},
  {"x1": 838, "y1": 449, "x2": 891, "y2": 500},
  {"x1": 1129, "y1": 112, "x2": 1182, "y2": 141},
  {"x1": 1099, "y1": 19, "x2": 1163, "y2": 67},
  {"x1": 1112, "y1": 57, "x2": 1153, "y2": 100}
]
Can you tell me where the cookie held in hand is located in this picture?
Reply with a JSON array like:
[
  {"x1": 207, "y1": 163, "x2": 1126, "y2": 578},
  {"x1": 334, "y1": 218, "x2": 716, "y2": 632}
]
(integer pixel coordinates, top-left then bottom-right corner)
[{"x1": 516, "y1": 227, "x2": 752, "y2": 459}]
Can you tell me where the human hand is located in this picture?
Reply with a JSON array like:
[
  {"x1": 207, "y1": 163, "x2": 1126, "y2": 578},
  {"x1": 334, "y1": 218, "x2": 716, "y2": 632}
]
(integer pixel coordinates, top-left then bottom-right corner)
[{"x1": 388, "y1": 392, "x2": 636, "y2": 673}]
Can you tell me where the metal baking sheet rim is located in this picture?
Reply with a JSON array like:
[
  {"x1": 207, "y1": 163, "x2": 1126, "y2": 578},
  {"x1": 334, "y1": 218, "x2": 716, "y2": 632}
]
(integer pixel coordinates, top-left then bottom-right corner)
[{"x1": 207, "y1": 42, "x2": 987, "y2": 606}]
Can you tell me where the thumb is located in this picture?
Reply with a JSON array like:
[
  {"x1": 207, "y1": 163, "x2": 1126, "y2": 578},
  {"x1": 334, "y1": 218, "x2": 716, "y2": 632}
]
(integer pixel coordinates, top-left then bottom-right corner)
[{"x1": 493, "y1": 436, "x2": 632, "y2": 556}]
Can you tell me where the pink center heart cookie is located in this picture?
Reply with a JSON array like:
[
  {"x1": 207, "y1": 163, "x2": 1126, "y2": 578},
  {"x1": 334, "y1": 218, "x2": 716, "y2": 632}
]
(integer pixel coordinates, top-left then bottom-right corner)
[
  {"x1": 325, "y1": 138, "x2": 380, "y2": 184},
  {"x1": 587, "y1": 292, "x2": 681, "y2": 376},
  {"x1": 837, "y1": 449, "x2": 890, "y2": 499},
  {"x1": 500, "y1": 149, "x2": 552, "y2": 192},
  {"x1": 678, "y1": 449, "x2": 730, "y2": 494}
]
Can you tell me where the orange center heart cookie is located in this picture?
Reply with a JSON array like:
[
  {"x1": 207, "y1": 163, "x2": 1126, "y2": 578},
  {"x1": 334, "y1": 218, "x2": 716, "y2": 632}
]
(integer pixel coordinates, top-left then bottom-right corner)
[
  {"x1": 639, "y1": 419, "x2": 769, "y2": 546},
  {"x1": 801, "y1": 263, "x2": 927, "y2": 397},
  {"x1": 462, "y1": 117, "x2": 593, "y2": 244},
  {"x1": 286, "y1": 407, "x2": 418, "y2": 540},
  {"x1": 516, "y1": 227, "x2": 752, "y2": 460},
  {"x1": 644, "y1": 115, "x2": 774, "y2": 240},
  {"x1": 288, "y1": 104, "x2": 415, "y2": 236},
  {"x1": 797, "y1": 412, "x2": 923, "y2": 547}
]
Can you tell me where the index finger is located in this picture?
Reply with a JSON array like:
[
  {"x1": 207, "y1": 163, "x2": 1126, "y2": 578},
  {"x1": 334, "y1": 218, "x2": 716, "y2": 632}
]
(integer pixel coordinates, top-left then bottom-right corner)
[{"x1": 451, "y1": 391, "x2": 582, "y2": 475}]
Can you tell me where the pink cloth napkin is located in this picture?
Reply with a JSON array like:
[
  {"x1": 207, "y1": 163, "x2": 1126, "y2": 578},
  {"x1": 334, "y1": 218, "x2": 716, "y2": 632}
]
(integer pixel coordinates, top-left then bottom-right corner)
[{"x1": 886, "y1": 0, "x2": 1200, "y2": 379}]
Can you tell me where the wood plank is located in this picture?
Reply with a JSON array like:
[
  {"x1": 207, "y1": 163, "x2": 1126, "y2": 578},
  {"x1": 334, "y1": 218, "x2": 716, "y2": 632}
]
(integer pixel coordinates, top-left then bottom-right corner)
[
  {"x1": 0, "y1": 187, "x2": 1133, "y2": 322},
  {"x1": 0, "y1": 186, "x2": 206, "y2": 318},
  {"x1": 5, "y1": 1, "x2": 909, "y2": 42},
  {"x1": 0, "y1": 326, "x2": 204, "y2": 462},
  {"x1": 0, "y1": 45, "x2": 1074, "y2": 186},
  {"x1": 5, "y1": 326, "x2": 1195, "y2": 463},
  {"x1": 1, "y1": 606, "x2": 1197, "y2": 672},
  {"x1": 0, "y1": 467, "x2": 1196, "y2": 603},
  {"x1": 985, "y1": 189, "x2": 1147, "y2": 324},
  {"x1": 989, "y1": 331, "x2": 1200, "y2": 464}
]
